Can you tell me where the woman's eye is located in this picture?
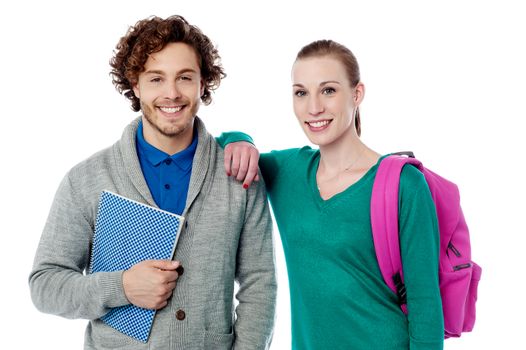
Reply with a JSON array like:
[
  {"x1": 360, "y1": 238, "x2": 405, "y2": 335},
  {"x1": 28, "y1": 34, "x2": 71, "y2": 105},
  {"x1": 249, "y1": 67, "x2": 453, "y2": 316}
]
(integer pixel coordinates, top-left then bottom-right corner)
[
  {"x1": 294, "y1": 90, "x2": 306, "y2": 97},
  {"x1": 322, "y1": 87, "x2": 336, "y2": 95}
]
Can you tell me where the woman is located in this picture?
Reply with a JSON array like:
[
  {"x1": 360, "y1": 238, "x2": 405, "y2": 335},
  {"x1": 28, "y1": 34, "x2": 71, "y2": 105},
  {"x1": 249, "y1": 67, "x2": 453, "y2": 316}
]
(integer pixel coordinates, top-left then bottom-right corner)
[{"x1": 222, "y1": 40, "x2": 444, "y2": 349}]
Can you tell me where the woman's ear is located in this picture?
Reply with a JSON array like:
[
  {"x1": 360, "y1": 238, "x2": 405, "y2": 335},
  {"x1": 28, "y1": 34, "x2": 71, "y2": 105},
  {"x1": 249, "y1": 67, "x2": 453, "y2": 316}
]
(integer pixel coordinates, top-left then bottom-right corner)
[{"x1": 353, "y1": 82, "x2": 365, "y2": 106}]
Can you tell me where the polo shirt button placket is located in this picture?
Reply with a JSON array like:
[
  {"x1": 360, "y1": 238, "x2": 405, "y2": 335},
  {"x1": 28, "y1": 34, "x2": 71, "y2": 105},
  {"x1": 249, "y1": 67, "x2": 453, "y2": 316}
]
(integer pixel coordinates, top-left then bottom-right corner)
[{"x1": 163, "y1": 159, "x2": 171, "y2": 191}]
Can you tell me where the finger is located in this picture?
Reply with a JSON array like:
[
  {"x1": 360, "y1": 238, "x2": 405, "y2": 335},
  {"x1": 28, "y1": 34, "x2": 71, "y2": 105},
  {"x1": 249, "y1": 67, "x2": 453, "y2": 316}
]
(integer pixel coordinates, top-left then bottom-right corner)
[
  {"x1": 255, "y1": 173, "x2": 260, "y2": 182},
  {"x1": 236, "y1": 149, "x2": 250, "y2": 182},
  {"x1": 242, "y1": 155, "x2": 259, "y2": 188},
  {"x1": 161, "y1": 270, "x2": 180, "y2": 283},
  {"x1": 157, "y1": 283, "x2": 176, "y2": 302},
  {"x1": 224, "y1": 145, "x2": 233, "y2": 176},
  {"x1": 155, "y1": 300, "x2": 168, "y2": 310},
  {"x1": 150, "y1": 259, "x2": 179, "y2": 271},
  {"x1": 166, "y1": 281, "x2": 177, "y2": 291},
  {"x1": 230, "y1": 150, "x2": 241, "y2": 178},
  {"x1": 157, "y1": 282, "x2": 176, "y2": 298}
]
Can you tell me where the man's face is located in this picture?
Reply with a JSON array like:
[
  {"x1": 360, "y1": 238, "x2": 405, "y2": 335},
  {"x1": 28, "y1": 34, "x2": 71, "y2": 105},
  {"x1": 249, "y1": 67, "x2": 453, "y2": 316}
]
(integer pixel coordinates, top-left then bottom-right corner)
[{"x1": 133, "y1": 42, "x2": 204, "y2": 141}]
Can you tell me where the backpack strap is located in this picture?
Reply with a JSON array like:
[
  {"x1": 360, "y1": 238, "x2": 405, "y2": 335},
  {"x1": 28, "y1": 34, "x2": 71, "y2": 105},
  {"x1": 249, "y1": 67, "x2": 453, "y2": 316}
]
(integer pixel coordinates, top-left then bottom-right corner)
[{"x1": 371, "y1": 154, "x2": 424, "y2": 314}]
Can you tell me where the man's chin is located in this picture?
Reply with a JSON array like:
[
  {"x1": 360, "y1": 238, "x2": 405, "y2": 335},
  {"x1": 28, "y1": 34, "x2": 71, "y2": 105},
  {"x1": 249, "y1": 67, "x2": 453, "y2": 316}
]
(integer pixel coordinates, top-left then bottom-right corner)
[
  {"x1": 143, "y1": 112, "x2": 195, "y2": 138},
  {"x1": 157, "y1": 126, "x2": 183, "y2": 138}
]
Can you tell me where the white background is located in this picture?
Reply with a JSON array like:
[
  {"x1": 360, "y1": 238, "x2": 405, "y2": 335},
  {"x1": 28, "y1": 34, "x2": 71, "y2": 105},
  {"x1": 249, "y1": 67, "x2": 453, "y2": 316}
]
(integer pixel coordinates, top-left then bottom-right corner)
[{"x1": 1, "y1": 0, "x2": 524, "y2": 348}]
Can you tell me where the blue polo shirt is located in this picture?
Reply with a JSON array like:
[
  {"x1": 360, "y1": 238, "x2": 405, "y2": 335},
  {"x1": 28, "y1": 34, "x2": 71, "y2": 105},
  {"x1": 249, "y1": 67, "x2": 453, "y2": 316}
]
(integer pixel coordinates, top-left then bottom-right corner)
[{"x1": 136, "y1": 121, "x2": 197, "y2": 215}]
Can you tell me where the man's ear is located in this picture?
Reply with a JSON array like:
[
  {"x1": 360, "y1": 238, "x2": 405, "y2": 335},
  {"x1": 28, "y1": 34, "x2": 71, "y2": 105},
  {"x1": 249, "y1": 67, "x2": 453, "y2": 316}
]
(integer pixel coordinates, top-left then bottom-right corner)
[
  {"x1": 200, "y1": 79, "x2": 205, "y2": 98},
  {"x1": 132, "y1": 81, "x2": 140, "y2": 98}
]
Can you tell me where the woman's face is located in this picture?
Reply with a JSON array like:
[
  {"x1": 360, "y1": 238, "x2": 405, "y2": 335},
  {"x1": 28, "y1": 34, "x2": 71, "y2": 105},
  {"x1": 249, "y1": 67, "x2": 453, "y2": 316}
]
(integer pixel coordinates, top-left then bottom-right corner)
[{"x1": 292, "y1": 56, "x2": 363, "y2": 147}]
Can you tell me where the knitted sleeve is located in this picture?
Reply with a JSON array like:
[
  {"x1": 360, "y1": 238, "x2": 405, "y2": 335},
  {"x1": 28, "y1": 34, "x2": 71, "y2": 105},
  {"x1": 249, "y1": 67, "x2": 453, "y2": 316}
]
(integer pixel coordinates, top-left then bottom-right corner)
[
  {"x1": 398, "y1": 165, "x2": 444, "y2": 350},
  {"x1": 29, "y1": 173, "x2": 129, "y2": 320},
  {"x1": 232, "y1": 169, "x2": 277, "y2": 349},
  {"x1": 215, "y1": 131, "x2": 302, "y2": 193},
  {"x1": 215, "y1": 131, "x2": 254, "y2": 146}
]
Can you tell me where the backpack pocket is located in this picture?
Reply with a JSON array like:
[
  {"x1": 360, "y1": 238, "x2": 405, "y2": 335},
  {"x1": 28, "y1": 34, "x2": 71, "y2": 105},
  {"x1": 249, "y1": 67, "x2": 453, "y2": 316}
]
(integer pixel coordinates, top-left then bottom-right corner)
[{"x1": 440, "y1": 262, "x2": 481, "y2": 338}]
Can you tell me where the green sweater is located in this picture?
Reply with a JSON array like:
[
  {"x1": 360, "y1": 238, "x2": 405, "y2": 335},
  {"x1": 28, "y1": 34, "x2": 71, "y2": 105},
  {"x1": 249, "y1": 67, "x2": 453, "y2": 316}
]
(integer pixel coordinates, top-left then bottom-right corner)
[{"x1": 260, "y1": 147, "x2": 444, "y2": 350}]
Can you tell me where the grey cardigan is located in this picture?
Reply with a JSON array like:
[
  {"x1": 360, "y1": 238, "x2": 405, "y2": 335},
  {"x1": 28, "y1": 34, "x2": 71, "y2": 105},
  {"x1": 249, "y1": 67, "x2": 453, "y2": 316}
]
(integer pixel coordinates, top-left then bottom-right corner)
[{"x1": 29, "y1": 117, "x2": 276, "y2": 349}]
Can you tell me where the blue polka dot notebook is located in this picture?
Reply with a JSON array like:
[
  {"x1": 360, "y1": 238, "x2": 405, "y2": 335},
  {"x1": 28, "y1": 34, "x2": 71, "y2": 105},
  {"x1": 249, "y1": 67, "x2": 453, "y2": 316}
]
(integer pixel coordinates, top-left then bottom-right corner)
[{"x1": 89, "y1": 190, "x2": 184, "y2": 343}]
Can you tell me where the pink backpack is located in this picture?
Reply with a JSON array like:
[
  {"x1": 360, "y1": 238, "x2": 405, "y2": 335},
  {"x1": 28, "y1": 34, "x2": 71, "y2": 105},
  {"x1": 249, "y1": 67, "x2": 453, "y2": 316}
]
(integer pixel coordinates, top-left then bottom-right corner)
[{"x1": 370, "y1": 152, "x2": 481, "y2": 338}]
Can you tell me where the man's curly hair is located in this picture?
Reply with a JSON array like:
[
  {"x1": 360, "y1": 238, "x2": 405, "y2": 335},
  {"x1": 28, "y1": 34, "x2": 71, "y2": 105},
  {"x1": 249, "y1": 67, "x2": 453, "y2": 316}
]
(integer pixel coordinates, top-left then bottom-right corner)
[{"x1": 110, "y1": 15, "x2": 226, "y2": 112}]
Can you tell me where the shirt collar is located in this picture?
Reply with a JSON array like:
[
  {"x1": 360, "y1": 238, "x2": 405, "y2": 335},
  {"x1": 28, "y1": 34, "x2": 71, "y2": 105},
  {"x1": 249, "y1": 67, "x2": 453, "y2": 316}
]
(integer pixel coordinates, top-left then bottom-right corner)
[{"x1": 136, "y1": 121, "x2": 198, "y2": 171}]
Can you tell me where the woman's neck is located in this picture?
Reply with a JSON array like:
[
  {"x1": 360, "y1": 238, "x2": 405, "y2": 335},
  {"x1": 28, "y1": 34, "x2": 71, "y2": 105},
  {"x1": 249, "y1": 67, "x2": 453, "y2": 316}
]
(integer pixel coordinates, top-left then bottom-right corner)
[
  {"x1": 318, "y1": 132, "x2": 367, "y2": 173},
  {"x1": 316, "y1": 133, "x2": 380, "y2": 200}
]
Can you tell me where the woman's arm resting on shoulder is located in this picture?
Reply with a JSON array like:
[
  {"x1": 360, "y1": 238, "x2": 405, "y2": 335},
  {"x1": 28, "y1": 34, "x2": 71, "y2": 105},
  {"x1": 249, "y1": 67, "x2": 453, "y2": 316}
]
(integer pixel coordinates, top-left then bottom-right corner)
[
  {"x1": 224, "y1": 142, "x2": 260, "y2": 188},
  {"x1": 216, "y1": 131, "x2": 260, "y2": 188},
  {"x1": 217, "y1": 131, "x2": 297, "y2": 191}
]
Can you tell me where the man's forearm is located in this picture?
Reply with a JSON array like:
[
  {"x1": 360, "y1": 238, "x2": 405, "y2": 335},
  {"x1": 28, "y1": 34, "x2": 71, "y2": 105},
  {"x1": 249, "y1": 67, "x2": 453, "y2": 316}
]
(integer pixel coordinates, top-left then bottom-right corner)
[{"x1": 29, "y1": 174, "x2": 129, "y2": 320}]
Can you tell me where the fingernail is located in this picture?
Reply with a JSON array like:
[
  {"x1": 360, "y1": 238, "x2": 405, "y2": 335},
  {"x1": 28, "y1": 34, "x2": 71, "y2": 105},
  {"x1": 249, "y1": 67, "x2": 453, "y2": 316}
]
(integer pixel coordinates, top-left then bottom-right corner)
[
  {"x1": 243, "y1": 184, "x2": 249, "y2": 189},
  {"x1": 227, "y1": 172, "x2": 231, "y2": 177}
]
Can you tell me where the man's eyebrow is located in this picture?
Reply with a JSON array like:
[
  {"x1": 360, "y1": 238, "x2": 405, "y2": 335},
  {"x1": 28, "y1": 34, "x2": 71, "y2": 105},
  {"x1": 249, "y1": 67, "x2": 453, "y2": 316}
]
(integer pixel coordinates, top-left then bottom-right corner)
[
  {"x1": 177, "y1": 68, "x2": 198, "y2": 74},
  {"x1": 143, "y1": 68, "x2": 199, "y2": 75},
  {"x1": 143, "y1": 70, "x2": 165, "y2": 75}
]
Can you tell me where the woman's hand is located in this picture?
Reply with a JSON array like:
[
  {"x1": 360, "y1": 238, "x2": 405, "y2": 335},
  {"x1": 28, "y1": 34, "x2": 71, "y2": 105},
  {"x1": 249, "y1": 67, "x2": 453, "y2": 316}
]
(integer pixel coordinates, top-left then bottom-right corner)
[{"x1": 224, "y1": 141, "x2": 260, "y2": 188}]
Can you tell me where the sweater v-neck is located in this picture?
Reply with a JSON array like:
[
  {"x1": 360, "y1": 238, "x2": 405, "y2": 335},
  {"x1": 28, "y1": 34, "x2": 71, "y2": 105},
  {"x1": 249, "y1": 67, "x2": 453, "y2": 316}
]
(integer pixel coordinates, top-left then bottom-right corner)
[{"x1": 308, "y1": 152, "x2": 384, "y2": 207}]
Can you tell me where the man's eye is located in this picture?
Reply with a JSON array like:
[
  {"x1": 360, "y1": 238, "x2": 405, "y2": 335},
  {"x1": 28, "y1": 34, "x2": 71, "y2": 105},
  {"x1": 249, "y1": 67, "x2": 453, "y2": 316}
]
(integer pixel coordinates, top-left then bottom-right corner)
[{"x1": 150, "y1": 77, "x2": 162, "y2": 83}]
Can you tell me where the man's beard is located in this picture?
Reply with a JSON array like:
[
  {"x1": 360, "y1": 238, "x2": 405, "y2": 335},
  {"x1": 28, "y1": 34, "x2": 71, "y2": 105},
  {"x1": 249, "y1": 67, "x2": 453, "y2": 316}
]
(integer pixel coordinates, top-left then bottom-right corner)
[{"x1": 141, "y1": 102, "x2": 195, "y2": 138}]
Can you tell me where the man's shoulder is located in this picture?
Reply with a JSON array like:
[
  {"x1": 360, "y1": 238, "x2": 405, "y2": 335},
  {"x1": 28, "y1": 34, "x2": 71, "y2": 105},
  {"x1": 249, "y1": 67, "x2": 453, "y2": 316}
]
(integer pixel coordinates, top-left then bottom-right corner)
[
  {"x1": 68, "y1": 118, "x2": 138, "y2": 178},
  {"x1": 51, "y1": 142, "x2": 121, "y2": 218},
  {"x1": 62, "y1": 141, "x2": 125, "y2": 204},
  {"x1": 69, "y1": 143, "x2": 117, "y2": 176}
]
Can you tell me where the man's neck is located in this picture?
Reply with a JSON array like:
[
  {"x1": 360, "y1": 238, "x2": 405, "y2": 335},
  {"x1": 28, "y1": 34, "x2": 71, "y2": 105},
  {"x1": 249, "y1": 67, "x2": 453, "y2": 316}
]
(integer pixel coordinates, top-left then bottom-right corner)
[{"x1": 141, "y1": 118, "x2": 195, "y2": 156}]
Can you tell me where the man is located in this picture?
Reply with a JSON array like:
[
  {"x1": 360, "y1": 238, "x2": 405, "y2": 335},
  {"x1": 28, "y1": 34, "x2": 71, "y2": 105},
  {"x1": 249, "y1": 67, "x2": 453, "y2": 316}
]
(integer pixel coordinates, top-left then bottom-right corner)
[{"x1": 29, "y1": 15, "x2": 276, "y2": 350}]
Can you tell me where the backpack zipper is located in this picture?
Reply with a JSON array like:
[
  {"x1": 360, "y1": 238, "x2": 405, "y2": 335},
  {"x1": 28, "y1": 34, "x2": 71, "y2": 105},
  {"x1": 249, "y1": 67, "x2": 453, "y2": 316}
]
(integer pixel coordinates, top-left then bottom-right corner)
[
  {"x1": 448, "y1": 242, "x2": 461, "y2": 257},
  {"x1": 453, "y1": 263, "x2": 472, "y2": 271}
]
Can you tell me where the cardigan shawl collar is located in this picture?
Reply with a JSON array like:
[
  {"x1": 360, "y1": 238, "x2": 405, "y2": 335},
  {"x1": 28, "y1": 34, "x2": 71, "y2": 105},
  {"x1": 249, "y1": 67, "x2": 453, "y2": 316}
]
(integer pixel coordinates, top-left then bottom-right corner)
[{"x1": 118, "y1": 116, "x2": 213, "y2": 211}]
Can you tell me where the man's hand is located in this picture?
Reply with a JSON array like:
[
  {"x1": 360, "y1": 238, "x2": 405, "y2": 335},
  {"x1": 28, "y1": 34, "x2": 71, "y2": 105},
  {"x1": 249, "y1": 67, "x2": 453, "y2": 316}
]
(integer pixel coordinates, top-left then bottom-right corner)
[
  {"x1": 122, "y1": 260, "x2": 181, "y2": 310},
  {"x1": 224, "y1": 141, "x2": 260, "y2": 188}
]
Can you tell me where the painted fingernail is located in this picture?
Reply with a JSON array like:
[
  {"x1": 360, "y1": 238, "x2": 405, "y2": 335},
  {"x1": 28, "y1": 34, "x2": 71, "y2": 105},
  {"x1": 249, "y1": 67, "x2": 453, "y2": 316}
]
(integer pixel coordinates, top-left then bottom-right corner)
[
  {"x1": 227, "y1": 172, "x2": 231, "y2": 177},
  {"x1": 243, "y1": 184, "x2": 249, "y2": 189}
]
